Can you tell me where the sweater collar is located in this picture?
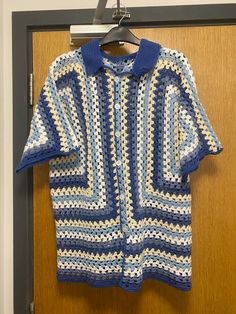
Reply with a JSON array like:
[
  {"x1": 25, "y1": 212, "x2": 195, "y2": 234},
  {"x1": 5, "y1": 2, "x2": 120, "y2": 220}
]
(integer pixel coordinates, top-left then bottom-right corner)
[{"x1": 80, "y1": 38, "x2": 162, "y2": 77}]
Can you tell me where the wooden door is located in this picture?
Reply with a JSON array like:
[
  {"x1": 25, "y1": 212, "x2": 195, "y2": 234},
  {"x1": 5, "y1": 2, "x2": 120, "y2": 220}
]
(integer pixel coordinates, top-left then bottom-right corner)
[{"x1": 33, "y1": 26, "x2": 236, "y2": 314}]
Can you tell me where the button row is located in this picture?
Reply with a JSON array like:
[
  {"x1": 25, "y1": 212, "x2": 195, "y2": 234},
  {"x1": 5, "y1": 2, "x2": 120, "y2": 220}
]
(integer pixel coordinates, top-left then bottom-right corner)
[{"x1": 114, "y1": 81, "x2": 127, "y2": 234}]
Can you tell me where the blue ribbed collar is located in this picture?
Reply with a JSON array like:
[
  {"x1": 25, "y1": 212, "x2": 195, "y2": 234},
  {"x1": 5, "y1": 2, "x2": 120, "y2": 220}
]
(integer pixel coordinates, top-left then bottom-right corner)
[{"x1": 80, "y1": 38, "x2": 162, "y2": 77}]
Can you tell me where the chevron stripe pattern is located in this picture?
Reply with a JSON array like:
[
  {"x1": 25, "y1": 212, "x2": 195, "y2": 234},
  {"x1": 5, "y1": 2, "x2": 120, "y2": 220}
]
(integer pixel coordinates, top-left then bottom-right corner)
[{"x1": 15, "y1": 38, "x2": 223, "y2": 292}]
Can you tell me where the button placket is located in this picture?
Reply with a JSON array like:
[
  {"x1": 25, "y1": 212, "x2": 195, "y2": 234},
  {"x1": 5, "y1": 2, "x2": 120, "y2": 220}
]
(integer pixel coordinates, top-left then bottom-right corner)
[{"x1": 113, "y1": 75, "x2": 128, "y2": 238}]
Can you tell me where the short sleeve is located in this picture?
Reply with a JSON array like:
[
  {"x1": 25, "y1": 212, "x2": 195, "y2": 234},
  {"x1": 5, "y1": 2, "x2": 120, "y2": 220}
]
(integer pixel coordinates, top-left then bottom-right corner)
[
  {"x1": 15, "y1": 63, "x2": 81, "y2": 174},
  {"x1": 177, "y1": 53, "x2": 223, "y2": 178}
]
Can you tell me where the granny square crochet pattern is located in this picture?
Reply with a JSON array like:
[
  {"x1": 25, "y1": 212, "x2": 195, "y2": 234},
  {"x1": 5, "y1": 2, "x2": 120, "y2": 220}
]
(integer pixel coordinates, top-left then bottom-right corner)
[{"x1": 15, "y1": 38, "x2": 223, "y2": 292}]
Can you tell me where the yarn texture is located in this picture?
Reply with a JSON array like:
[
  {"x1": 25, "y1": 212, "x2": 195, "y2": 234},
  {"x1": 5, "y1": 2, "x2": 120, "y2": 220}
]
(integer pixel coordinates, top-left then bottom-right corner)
[{"x1": 16, "y1": 38, "x2": 223, "y2": 292}]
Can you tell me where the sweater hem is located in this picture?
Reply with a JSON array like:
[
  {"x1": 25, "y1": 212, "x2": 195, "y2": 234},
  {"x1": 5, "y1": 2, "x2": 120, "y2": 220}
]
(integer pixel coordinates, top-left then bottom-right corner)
[
  {"x1": 15, "y1": 147, "x2": 80, "y2": 174},
  {"x1": 56, "y1": 272, "x2": 191, "y2": 292},
  {"x1": 181, "y1": 145, "x2": 223, "y2": 178}
]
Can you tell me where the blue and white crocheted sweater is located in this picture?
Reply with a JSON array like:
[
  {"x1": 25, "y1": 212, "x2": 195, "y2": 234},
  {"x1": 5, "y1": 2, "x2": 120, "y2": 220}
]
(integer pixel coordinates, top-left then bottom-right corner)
[{"x1": 15, "y1": 38, "x2": 223, "y2": 292}]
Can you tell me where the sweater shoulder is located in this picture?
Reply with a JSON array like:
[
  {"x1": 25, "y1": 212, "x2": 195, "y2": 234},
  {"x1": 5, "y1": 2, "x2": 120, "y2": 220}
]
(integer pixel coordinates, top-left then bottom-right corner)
[
  {"x1": 48, "y1": 48, "x2": 84, "y2": 78},
  {"x1": 159, "y1": 45, "x2": 189, "y2": 67}
]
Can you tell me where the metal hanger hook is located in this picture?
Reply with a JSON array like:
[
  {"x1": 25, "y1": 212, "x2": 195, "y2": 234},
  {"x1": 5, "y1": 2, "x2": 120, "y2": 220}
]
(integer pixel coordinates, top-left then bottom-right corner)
[
  {"x1": 118, "y1": 5, "x2": 127, "y2": 26},
  {"x1": 111, "y1": 2, "x2": 128, "y2": 26}
]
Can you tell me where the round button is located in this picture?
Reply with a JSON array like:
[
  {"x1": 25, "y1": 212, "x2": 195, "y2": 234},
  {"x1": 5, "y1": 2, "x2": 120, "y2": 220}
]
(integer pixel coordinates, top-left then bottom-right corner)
[
  {"x1": 115, "y1": 131, "x2": 121, "y2": 137},
  {"x1": 119, "y1": 193, "x2": 125, "y2": 201},
  {"x1": 115, "y1": 103, "x2": 121, "y2": 110},
  {"x1": 116, "y1": 160, "x2": 122, "y2": 166},
  {"x1": 114, "y1": 76, "x2": 119, "y2": 83},
  {"x1": 122, "y1": 225, "x2": 128, "y2": 233}
]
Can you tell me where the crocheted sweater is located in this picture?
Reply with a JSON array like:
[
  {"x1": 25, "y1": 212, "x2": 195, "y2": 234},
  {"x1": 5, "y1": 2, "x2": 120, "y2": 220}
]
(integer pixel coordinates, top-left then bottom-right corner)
[{"x1": 15, "y1": 38, "x2": 223, "y2": 292}]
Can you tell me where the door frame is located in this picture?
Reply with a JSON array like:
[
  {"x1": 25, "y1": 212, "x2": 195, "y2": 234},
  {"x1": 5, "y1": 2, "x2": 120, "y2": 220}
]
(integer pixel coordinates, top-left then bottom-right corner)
[{"x1": 12, "y1": 5, "x2": 236, "y2": 314}]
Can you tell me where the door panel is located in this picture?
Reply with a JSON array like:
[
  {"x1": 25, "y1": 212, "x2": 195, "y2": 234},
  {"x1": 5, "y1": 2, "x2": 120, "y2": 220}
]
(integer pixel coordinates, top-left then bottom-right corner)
[{"x1": 33, "y1": 26, "x2": 236, "y2": 314}]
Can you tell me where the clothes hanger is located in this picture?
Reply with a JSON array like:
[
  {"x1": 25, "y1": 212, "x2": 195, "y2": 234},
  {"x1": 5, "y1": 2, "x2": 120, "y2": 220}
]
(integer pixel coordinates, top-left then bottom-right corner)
[{"x1": 98, "y1": 2, "x2": 141, "y2": 47}]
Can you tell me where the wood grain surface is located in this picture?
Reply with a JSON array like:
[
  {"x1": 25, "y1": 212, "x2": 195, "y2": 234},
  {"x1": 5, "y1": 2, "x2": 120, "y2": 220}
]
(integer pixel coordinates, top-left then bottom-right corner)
[{"x1": 33, "y1": 26, "x2": 236, "y2": 314}]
